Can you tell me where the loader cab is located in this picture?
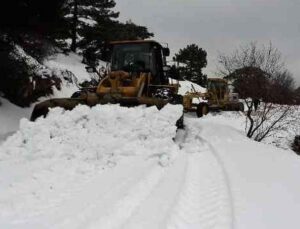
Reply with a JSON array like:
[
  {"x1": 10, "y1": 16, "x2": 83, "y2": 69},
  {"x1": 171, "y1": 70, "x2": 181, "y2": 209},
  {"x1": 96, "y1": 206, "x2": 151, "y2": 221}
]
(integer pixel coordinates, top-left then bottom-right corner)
[
  {"x1": 207, "y1": 78, "x2": 229, "y2": 100},
  {"x1": 109, "y1": 41, "x2": 169, "y2": 85}
]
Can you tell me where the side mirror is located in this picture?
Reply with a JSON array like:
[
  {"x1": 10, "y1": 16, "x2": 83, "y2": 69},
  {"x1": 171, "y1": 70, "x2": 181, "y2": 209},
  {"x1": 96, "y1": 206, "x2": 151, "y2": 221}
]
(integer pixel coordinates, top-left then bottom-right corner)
[
  {"x1": 162, "y1": 47, "x2": 170, "y2": 57},
  {"x1": 85, "y1": 66, "x2": 97, "y2": 73}
]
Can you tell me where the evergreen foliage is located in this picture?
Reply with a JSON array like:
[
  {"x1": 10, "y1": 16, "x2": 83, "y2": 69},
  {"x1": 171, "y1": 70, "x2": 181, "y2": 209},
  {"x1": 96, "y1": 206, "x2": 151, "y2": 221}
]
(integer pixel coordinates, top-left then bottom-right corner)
[
  {"x1": 64, "y1": 0, "x2": 119, "y2": 52},
  {"x1": 0, "y1": 38, "x2": 61, "y2": 107},
  {"x1": 173, "y1": 44, "x2": 207, "y2": 86},
  {"x1": 0, "y1": 0, "x2": 153, "y2": 106},
  {"x1": 64, "y1": 0, "x2": 153, "y2": 65}
]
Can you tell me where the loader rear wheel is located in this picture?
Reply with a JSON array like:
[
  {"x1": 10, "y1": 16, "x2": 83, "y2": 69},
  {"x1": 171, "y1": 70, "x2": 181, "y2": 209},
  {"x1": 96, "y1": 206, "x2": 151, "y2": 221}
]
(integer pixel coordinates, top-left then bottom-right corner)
[{"x1": 196, "y1": 103, "x2": 209, "y2": 118}]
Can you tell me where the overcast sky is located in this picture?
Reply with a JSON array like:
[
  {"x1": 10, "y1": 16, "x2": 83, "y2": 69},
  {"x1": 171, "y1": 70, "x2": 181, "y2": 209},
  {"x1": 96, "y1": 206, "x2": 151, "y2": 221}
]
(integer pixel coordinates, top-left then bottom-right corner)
[{"x1": 116, "y1": 0, "x2": 300, "y2": 86}]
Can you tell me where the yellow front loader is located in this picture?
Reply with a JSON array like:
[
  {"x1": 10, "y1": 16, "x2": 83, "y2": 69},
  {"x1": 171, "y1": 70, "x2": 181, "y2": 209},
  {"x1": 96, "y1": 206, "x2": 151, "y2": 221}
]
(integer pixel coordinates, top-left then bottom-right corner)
[{"x1": 30, "y1": 40, "x2": 183, "y2": 127}]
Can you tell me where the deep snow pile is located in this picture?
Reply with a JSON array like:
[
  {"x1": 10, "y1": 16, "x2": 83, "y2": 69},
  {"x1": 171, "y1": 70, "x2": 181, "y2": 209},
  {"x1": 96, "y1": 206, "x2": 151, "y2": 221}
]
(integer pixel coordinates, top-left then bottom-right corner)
[
  {"x1": 0, "y1": 104, "x2": 183, "y2": 228},
  {"x1": 0, "y1": 98, "x2": 32, "y2": 141},
  {"x1": 177, "y1": 80, "x2": 206, "y2": 95},
  {"x1": 0, "y1": 104, "x2": 182, "y2": 163}
]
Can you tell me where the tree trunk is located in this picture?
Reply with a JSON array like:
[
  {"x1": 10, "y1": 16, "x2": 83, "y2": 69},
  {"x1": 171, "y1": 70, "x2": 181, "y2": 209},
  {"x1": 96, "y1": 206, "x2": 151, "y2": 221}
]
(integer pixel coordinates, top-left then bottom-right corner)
[
  {"x1": 70, "y1": 0, "x2": 78, "y2": 52},
  {"x1": 246, "y1": 101, "x2": 254, "y2": 138}
]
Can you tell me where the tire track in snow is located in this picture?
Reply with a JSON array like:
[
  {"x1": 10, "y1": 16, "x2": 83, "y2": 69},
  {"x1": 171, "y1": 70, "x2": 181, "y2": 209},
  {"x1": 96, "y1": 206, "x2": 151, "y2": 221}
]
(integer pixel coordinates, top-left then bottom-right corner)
[
  {"x1": 200, "y1": 136, "x2": 235, "y2": 229},
  {"x1": 69, "y1": 131, "x2": 188, "y2": 229},
  {"x1": 166, "y1": 122, "x2": 234, "y2": 229},
  {"x1": 15, "y1": 157, "x2": 158, "y2": 229},
  {"x1": 84, "y1": 163, "x2": 168, "y2": 229},
  {"x1": 120, "y1": 153, "x2": 189, "y2": 229}
]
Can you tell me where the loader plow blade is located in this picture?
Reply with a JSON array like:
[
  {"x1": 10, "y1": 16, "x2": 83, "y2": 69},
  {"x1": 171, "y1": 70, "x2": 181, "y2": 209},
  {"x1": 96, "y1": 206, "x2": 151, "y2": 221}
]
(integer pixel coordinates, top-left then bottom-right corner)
[
  {"x1": 30, "y1": 97, "x2": 169, "y2": 122},
  {"x1": 30, "y1": 98, "x2": 87, "y2": 121}
]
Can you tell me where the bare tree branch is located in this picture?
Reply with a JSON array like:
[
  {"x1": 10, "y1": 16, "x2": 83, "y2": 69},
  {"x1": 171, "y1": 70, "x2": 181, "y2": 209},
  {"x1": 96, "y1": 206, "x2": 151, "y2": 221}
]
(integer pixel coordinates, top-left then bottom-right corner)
[{"x1": 217, "y1": 41, "x2": 296, "y2": 142}]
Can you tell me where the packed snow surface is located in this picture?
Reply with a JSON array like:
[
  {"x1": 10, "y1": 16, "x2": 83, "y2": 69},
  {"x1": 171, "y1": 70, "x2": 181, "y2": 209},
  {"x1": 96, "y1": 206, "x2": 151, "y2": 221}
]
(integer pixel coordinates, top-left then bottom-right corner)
[{"x1": 1, "y1": 104, "x2": 300, "y2": 229}]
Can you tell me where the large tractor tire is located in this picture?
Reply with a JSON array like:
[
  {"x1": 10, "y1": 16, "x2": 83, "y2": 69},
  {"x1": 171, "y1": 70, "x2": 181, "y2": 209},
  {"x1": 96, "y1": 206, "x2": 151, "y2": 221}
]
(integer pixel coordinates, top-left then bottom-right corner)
[
  {"x1": 196, "y1": 102, "x2": 209, "y2": 118},
  {"x1": 171, "y1": 94, "x2": 183, "y2": 105}
]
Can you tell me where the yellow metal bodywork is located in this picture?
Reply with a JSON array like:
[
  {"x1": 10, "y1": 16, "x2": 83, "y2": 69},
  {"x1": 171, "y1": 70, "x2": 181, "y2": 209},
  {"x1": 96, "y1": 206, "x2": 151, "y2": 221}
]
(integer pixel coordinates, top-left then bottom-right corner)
[
  {"x1": 183, "y1": 91, "x2": 206, "y2": 111},
  {"x1": 96, "y1": 71, "x2": 149, "y2": 97},
  {"x1": 30, "y1": 40, "x2": 181, "y2": 121},
  {"x1": 182, "y1": 78, "x2": 243, "y2": 114},
  {"x1": 206, "y1": 78, "x2": 230, "y2": 108}
]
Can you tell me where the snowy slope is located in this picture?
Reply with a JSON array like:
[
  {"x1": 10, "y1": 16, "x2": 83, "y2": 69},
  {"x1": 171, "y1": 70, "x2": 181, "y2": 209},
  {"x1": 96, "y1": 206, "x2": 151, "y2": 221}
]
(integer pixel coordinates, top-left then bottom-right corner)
[
  {"x1": 43, "y1": 52, "x2": 93, "y2": 98},
  {"x1": 0, "y1": 98, "x2": 31, "y2": 142},
  {"x1": 44, "y1": 52, "x2": 91, "y2": 84},
  {"x1": 1, "y1": 104, "x2": 300, "y2": 229},
  {"x1": 202, "y1": 108, "x2": 300, "y2": 151},
  {"x1": 0, "y1": 52, "x2": 94, "y2": 141}
]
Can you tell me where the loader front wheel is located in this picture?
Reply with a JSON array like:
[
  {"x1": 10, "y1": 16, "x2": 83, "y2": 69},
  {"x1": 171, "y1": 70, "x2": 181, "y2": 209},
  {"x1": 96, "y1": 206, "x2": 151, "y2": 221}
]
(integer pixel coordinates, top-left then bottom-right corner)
[{"x1": 196, "y1": 103, "x2": 209, "y2": 118}]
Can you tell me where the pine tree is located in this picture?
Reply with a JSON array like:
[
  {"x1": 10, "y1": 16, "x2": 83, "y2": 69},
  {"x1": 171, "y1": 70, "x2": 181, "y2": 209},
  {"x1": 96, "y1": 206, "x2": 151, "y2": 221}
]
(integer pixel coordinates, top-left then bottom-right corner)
[
  {"x1": 113, "y1": 20, "x2": 154, "y2": 40},
  {"x1": 173, "y1": 44, "x2": 207, "y2": 86},
  {"x1": 65, "y1": 0, "x2": 119, "y2": 52}
]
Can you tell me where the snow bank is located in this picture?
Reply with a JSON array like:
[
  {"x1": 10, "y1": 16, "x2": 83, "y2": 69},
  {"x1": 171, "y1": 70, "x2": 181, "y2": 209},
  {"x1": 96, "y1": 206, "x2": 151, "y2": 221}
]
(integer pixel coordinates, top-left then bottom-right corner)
[
  {"x1": 0, "y1": 104, "x2": 181, "y2": 227},
  {"x1": 0, "y1": 104, "x2": 182, "y2": 162},
  {"x1": 0, "y1": 98, "x2": 32, "y2": 138},
  {"x1": 201, "y1": 106, "x2": 300, "y2": 151},
  {"x1": 263, "y1": 106, "x2": 300, "y2": 150},
  {"x1": 178, "y1": 80, "x2": 206, "y2": 95}
]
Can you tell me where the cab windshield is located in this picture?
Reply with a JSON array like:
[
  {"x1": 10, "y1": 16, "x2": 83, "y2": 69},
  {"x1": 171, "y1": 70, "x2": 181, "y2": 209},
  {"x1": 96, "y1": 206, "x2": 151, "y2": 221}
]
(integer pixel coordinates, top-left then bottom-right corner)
[
  {"x1": 111, "y1": 43, "x2": 154, "y2": 73},
  {"x1": 207, "y1": 80, "x2": 227, "y2": 91}
]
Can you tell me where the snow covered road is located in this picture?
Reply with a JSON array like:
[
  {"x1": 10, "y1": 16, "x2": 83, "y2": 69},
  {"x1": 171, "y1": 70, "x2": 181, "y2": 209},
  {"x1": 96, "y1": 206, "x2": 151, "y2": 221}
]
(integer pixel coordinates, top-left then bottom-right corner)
[{"x1": 1, "y1": 105, "x2": 300, "y2": 229}]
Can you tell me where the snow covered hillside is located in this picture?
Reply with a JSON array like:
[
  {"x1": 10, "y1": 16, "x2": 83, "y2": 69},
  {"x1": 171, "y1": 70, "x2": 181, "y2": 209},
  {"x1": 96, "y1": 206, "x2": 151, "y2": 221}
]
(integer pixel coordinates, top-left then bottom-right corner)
[{"x1": 1, "y1": 104, "x2": 300, "y2": 229}]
